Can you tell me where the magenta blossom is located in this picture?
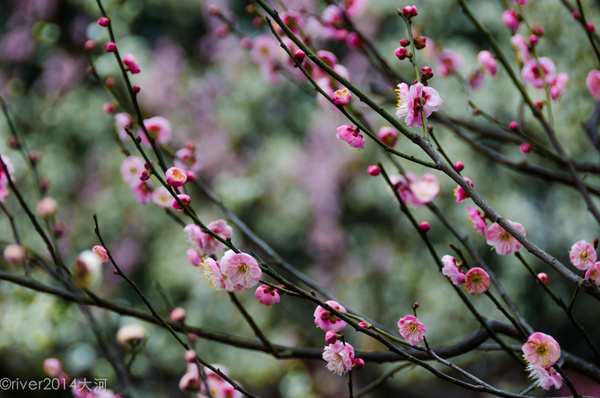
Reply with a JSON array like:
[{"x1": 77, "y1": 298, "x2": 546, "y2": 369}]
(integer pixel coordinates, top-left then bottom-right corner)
[
  {"x1": 332, "y1": 88, "x2": 351, "y2": 105},
  {"x1": 477, "y1": 50, "x2": 498, "y2": 76},
  {"x1": 521, "y1": 57, "x2": 556, "y2": 89},
  {"x1": 378, "y1": 126, "x2": 399, "y2": 147},
  {"x1": 464, "y1": 267, "x2": 491, "y2": 295},
  {"x1": 254, "y1": 284, "x2": 280, "y2": 306},
  {"x1": 485, "y1": 220, "x2": 526, "y2": 255},
  {"x1": 502, "y1": 9, "x2": 520, "y2": 31},
  {"x1": 527, "y1": 364, "x2": 563, "y2": 390},
  {"x1": 165, "y1": 167, "x2": 188, "y2": 187},
  {"x1": 314, "y1": 300, "x2": 348, "y2": 332},
  {"x1": 183, "y1": 220, "x2": 233, "y2": 256},
  {"x1": 92, "y1": 245, "x2": 109, "y2": 265},
  {"x1": 202, "y1": 257, "x2": 231, "y2": 291},
  {"x1": 587, "y1": 70, "x2": 600, "y2": 100},
  {"x1": 395, "y1": 82, "x2": 443, "y2": 128},
  {"x1": 398, "y1": 315, "x2": 426, "y2": 346},
  {"x1": 322, "y1": 341, "x2": 354, "y2": 375},
  {"x1": 549, "y1": 72, "x2": 569, "y2": 100},
  {"x1": 467, "y1": 206, "x2": 487, "y2": 234},
  {"x1": 510, "y1": 34, "x2": 530, "y2": 63},
  {"x1": 141, "y1": 116, "x2": 172, "y2": 146},
  {"x1": 220, "y1": 250, "x2": 262, "y2": 291},
  {"x1": 585, "y1": 262, "x2": 600, "y2": 285},
  {"x1": 522, "y1": 332, "x2": 561, "y2": 368},
  {"x1": 336, "y1": 125, "x2": 365, "y2": 149},
  {"x1": 441, "y1": 254, "x2": 465, "y2": 285},
  {"x1": 454, "y1": 177, "x2": 474, "y2": 202},
  {"x1": 130, "y1": 180, "x2": 152, "y2": 204},
  {"x1": 123, "y1": 53, "x2": 141, "y2": 74},
  {"x1": 569, "y1": 240, "x2": 597, "y2": 271}
]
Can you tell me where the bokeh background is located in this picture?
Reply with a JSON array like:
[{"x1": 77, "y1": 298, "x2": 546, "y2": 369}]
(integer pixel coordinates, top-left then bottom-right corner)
[{"x1": 1, "y1": 0, "x2": 600, "y2": 396}]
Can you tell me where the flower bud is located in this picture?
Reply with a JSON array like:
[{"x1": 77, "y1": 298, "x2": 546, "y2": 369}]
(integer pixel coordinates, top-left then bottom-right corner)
[
  {"x1": 572, "y1": 11, "x2": 581, "y2": 20},
  {"x1": 378, "y1": 127, "x2": 399, "y2": 147},
  {"x1": 97, "y1": 17, "x2": 110, "y2": 27},
  {"x1": 36, "y1": 197, "x2": 57, "y2": 217},
  {"x1": 133, "y1": 84, "x2": 141, "y2": 93},
  {"x1": 170, "y1": 307, "x2": 187, "y2": 323},
  {"x1": 28, "y1": 151, "x2": 41, "y2": 166},
  {"x1": 105, "y1": 77, "x2": 116, "y2": 88},
  {"x1": 413, "y1": 36, "x2": 427, "y2": 50},
  {"x1": 138, "y1": 170, "x2": 151, "y2": 181},
  {"x1": 43, "y1": 358, "x2": 63, "y2": 378},
  {"x1": 509, "y1": 121, "x2": 519, "y2": 132},
  {"x1": 3, "y1": 243, "x2": 26, "y2": 266},
  {"x1": 420, "y1": 66, "x2": 434, "y2": 80},
  {"x1": 172, "y1": 194, "x2": 191, "y2": 211},
  {"x1": 531, "y1": 25, "x2": 544, "y2": 37},
  {"x1": 104, "y1": 42, "x2": 117, "y2": 52},
  {"x1": 419, "y1": 221, "x2": 430, "y2": 232},
  {"x1": 294, "y1": 50, "x2": 306, "y2": 63},
  {"x1": 536, "y1": 272, "x2": 549, "y2": 285},
  {"x1": 394, "y1": 46, "x2": 408, "y2": 60},
  {"x1": 84, "y1": 40, "x2": 96, "y2": 52},
  {"x1": 454, "y1": 161, "x2": 464, "y2": 172},
  {"x1": 184, "y1": 350, "x2": 197, "y2": 363},
  {"x1": 400, "y1": 38, "x2": 411, "y2": 47},
  {"x1": 358, "y1": 321, "x2": 369, "y2": 328},
  {"x1": 352, "y1": 358, "x2": 365, "y2": 371},
  {"x1": 208, "y1": 4, "x2": 220, "y2": 15},
  {"x1": 588, "y1": 22, "x2": 596, "y2": 32},
  {"x1": 529, "y1": 34, "x2": 539, "y2": 45},
  {"x1": 347, "y1": 32, "x2": 362, "y2": 48},
  {"x1": 520, "y1": 142, "x2": 532, "y2": 154},
  {"x1": 402, "y1": 5, "x2": 418, "y2": 19},
  {"x1": 325, "y1": 331, "x2": 337, "y2": 344},
  {"x1": 116, "y1": 324, "x2": 147, "y2": 349},
  {"x1": 367, "y1": 165, "x2": 380, "y2": 176}
]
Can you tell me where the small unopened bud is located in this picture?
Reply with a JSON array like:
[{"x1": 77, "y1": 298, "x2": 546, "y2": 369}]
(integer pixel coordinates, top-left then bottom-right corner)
[
  {"x1": 572, "y1": 11, "x2": 581, "y2": 20},
  {"x1": 358, "y1": 321, "x2": 369, "y2": 328},
  {"x1": 116, "y1": 324, "x2": 147, "y2": 349},
  {"x1": 188, "y1": 333, "x2": 198, "y2": 343},
  {"x1": 252, "y1": 16, "x2": 263, "y2": 27},
  {"x1": 144, "y1": 161, "x2": 153, "y2": 170},
  {"x1": 520, "y1": 142, "x2": 532, "y2": 154},
  {"x1": 186, "y1": 170, "x2": 196, "y2": 181},
  {"x1": 400, "y1": 38, "x2": 411, "y2": 47},
  {"x1": 39, "y1": 178, "x2": 51, "y2": 194},
  {"x1": 378, "y1": 127, "x2": 399, "y2": 147},
  {"x1": 104, "y1": 42, "x2": 117, "y2": 52},
  {"x1": 588, "y1": 22, "x2": 596, "y2": 32},
  {"x1": 138, "y1": 170, "x2": 151, "y2": 181},
  {"x1": 7, "y1": 136, "x2": 20, "y2": 149},
  {"x1": 184, "y1": 350, "x2": 197, "y2": 363},
  {"x1": 294, "y1": 50, "x2": 306, "y2": 63},
  {"x1": 420, "y1": 66, "x2": 434, "y2": 80},
  {"x1": 534, "y1": 101, "x2": 544, "y2": 109},
  {"x1": 28, "y1": 151, "x2": 41, "y2": 166},
  {"x1": 53, "y1": 222, "x2": 67, "y2": 238},
  {"x1": 536, "y1": 272, "x2": 549, "y2": 285},
  {"x1": 352, "y1": 358, "x2": 365, "y2": 371},
  {"x1": 509, "y1": 121, "x2": 519, "y2": 132},
  {"x1": 3, "y1": 243, "x2": 26, "y2": 266},
  {"x1": 170, "y1": 307, "x2": 187, "y2": 323},
  {"x1": 401, "y1": 5, "x2": 418, "y2": 19},
  {"x1": 135, "y1": 136, "x2": 142, "y2": 143},
  {"x1": 172, "y1": 194, "x2": 191, "y2": 211},
  {"x1": 133, "y1": 85, "x2": 141, "y2": 93},
  {"x1": 325, "y1": 331, "x2": 337, "y2": 344},
  {"x1": 413, "y1": 36, "x2": 426, "y2": 50},
  {"x1": 347, "y1": 32, "x2": 362, "y2": 48},
  {"x1": 531, "y1": 25, "x2": 544, "y2": 37},
  {"x1": 240, "y1": 37, "x2": 253, "y2": 50},
  {"x1": 454, "y1": 161, "x2": 464, "y2": 172},
  {"x1": 473, "y1": 108, "x2": 481, "y2": 116},
  {"x1": 394, "y1": 46, "x2": 408, "y2": 60},
  {"x1": 419, "y1": 221, "x2": 430, "y2": 232},
  {"x1": 105, "y1": 77, "x2": 116, "y2": 88},
  {"x1": 215, "y1": 25, "x2": 229, "y2": 38},
  {"x1": 36, "y1": 197, "x2": 57, "y2": 217},
  {"x1": 208, "y1": 4, "x2": 220, "y2": 15},
  {"x1": 594, "y1": 238, "x2": 599, "y2": 249},
  {"x1": 529, "y1": 34, "x2": 539, "y2": 45},
  {"x1": 84, "y1": 40, "x2": 96, "y2": 52},
  {"x1": 367, "y1": 165, "x2": 380, "y2": 176},
  {"x1": 103, "y1": 102, "x2": 117, "y2": 113},
  {"x1": 412, "y1": 302, "x2": 420, "y2": 309},
  {"x1": 98, "y1": 17, "x2": 110, "y2": 27}
]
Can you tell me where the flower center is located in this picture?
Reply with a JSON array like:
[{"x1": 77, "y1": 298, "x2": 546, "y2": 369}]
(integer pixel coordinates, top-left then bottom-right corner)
[{"x1": 536, "y1": 345, "x2": 548, "y2": 356}]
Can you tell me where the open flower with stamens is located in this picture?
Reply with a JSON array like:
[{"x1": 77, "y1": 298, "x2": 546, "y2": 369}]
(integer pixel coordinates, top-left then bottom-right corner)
[
  {"x1": 202, "y1": 257, "x2": 232, "y2": 291},
  {"x1": 569, "y1": 240, "x2": 597, "y2": 271},
  {"x1": 441, "y1": 255, "x2": 465, "y2": 285},
  {"x1": 527, "y1": 364, "x2": 563, "y2": 390},
  {"x1": 220, "y1": 250, "x2": 262, "y2": 291},
  {"x1": 314, "y1": 300, "x2": 348, "y2": 332},
  {"x1": 485, "y1": 220, "x2": 526, "y2": 255},
  {"x1": 464, "y1": 267, "x2": 491, "y2": 295},
  {"x1": 522, "y1": 332, "x2": 561, "y2": 368},
  {"x1": 395, "y1": 82, "x2": 442, "y2": 128},
  {"x1": 322, "y1": 341, "x2": 354, "y2": 375},
  {"x1": 398, "y1": 315, "x2": 426, "y2": 346},
  {"x1": 467, "y1": 206, "x2": 487, "y2": 234}
]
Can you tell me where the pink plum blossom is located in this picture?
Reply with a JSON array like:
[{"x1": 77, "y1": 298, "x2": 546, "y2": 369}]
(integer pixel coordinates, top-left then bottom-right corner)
[
  {"x1": 220, "y1": 250, "x2": 262, "y2": 290},
  {"x1": 467, "y1": 206, "x2": 487, "y2": 234},
  {"x1": 254, "y1": 284, "x2": 280, "y2": 306},
  {"x1": 322, "y1": 341, "x2": 354, "y2": 375},
  {"x1": 151, "y1": 187, "x2": 172, "y2": 208},
  {"x1": 171, "y1": 193, "x2": 190, "y2": 210},
  {"x1": 409, "y1": 173, "x2": 440, "y2": 204},
  {"x1": 521, "y1": 57, "x2": 556, "y2": 89},
  {"x1": 485, "y1": 220, "x2": 526, "y2": 255},
  {"x1": 3, "y1": 244, "x2": 26, "y2": 266},
  {"x1": 123, "y1": 53, "x2": 141, "y2": 74},
  {"x1": 390, "y1": 172, "x2": 426, "y2": 207},
  {"x1": 325, "y1": 331, "x2": 337, "y2": 344},
  {"x1": 120, "y1": 156, "x2": 146, "y2": 184},
  {"x1": 202, "y1": 257, "x2": 231, "y2": 291},
  {"x1": 186, "y1": 220, "x2": 234, "y2": 256},
  {"x1": 129, "y1": 181, "x2": 152, "y2": 204},
  {"x1": 437, "y1": 50, "x2": 463, "y2": 77},
  {"x1": 141, "y1": 116, "x2": 172, "y2": 146},
  {"x1": 378, "y1": 126, "x2": 399, "y2": 147},
  {"x1": 454, "y1": 177, "x2": 474, "y2": 202},
  {"x1": 332, "y1": 88, "x2": 351, "y2": 105},
  {"x1": 199, "y1": 366, "x2": 243, "y2": 398},
  {"x1": 569, "y1": 240, "x2": 597, "y2": 271},
  {"x1": 527, "y1": 364, "x2": 563, "y2": 390},
  {"x1": 186, "y1": 248, "x2": 203, "y2": 267},
  {"x1": 510, "y1": 34, "x2": 530, "y2": 63},
  {"x1": 464, "y1": 267, "x2": 491, "y2": 295},
  {"x1": 314, "y1": 300, "x2": 348, "y2": 332},
  {"x1": 441, "y1": 254, "x2": 466, "y2": 285},
  {"x1": 398, "y1": 315, "x2": 426, "y2": 346},
  {"x1": 401, "y1": 5, "x2": 418, "y2": 19},
  {"x1": 469, "y1": 69, "x2": 486, "y2": 89},
  {"x1": 584, "y1": 262, "x2": 600, "y2": 285},
  {"x1": 36, "y1": 197, "x2": 57, "y2": 217},
  {"x1": 522, "y1": 332, "x2": 561, "y2": 368},
  {"x1": 114, "y1": 112, "x2": 133, "y2": 141},
  {"x1": 586, "y1": 70, "x2": 600, "y2": 100},
  {"x1": 0, "y1": 155, "x2": 14, "y2": 203},
  {"x1": 170, "y1": 307, "x2": 186, "y2": 322},
  {"x1": 395, "y1": 82, "x2": 443, "y2": 128},
  {"x1": 502, "y1": 9, "x2": 520, "y2": 31},
  {"x1": 165, "y1": 167, "x2": 188, "y2": 187},
  {"x1": 367, "y1": 165, "x2": 380, "y2": 176},
  {"x1": 336, "y1": 125, "x2": 365, "y2": 149},
  {"x1": 549, "y1": 72, "x2": 569, "y2": 100},
  {"x1": 92, "y1": 245, "x2": 109, "y2": 265},
  {"x1": 477, "y1": 50, "x2": 498, "y2": 76},
  {"x1": 174, "y1": 143, "x2": 202, "y2": 173}
]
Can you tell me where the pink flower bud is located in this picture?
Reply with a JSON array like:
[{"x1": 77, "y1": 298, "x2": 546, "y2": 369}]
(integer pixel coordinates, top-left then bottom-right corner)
[
  {"x1": 395, "y1": 46, "x2": 408, "y2": 60},
  {"x1": 413, "y1": 36, "x2": 426, "y2": 50},
  {"x1": 184, "y1": 350, "x2": 197, "y2": 363},
  {"x1": 358, "y1": 321, "x2": 369, "y2": 328},
  {"x1": 573, "y1": 11, "x2": 581, "y2": 20},
  {"x1": 215, "y1": 25, "x2": 229, "y2": 38},
  {"x1": 352, "y1": 358, "x2": 365, "y2": 370},
  {"x1": 123, "y1": 54, "x2": 141, "y2": 74},
  {"x1": 92, "y1": 245, "x2": 109, "y2": 265},
  {"x1": 36, "y1": 197, "x2": 57, "y2": 217},
  {"x1": 531, "y1": 25, "x2": 544, "y2": 37},
  {"x1": 170, "y1": 307, "x2": 187, "y2": 322},
  {"x1": 454, "y1": 161, "x2": 464, "y2": 172},
  {"x1": 325, "y1": 331, "x2": 338, "y2": 344},
  {"x1": 43, "y1": 358, "x2": 63, "y2": 378},
  {"x1": 104, "y1": 42, "x2": 117, "y2": 52},
  {"x1": 346, "y1": 32, "x2": 362, "y2": 48},
  {"x1": 294, "y1": 50, "x2": 306, "y2": 63},
  {"x1": 188, "y1": 333, "x2": 198, "y2": 343},
  {"x1": 367, "y1": 165, "x2": 380, "y2": 176},
  {"x1": 3, "y1": 244, "x2": 26, "y2": 266},
  {"x1": 98, "y1": 17, "x2": 110, "y2": 27},
  {"x1": 254, "y1": 285, "x2": 281, "y2": 306},
  {"x1": 402, "y1": 5, "x2": 418, "y2": 19},
  {"x1": 144, "y1": 160, "x2": 153, "y2": 170},
  {"x1": 400, "y1": 38, "x2": 411, "y2": 47},
  {"x1": 419, "y1": 221, "x2": 430, "y2": 232},
  {"x1": 166, "y1": 167, "x2": 188, "y2": 187},
  {"x1": 332, "y1": 88, "x2": 351, "y2": 105},
  {"x1": 537, "y1": 272, "x2": 549, "y2": 285},
  {"x1": 509, "y1": 121, "x2": 519, "y2": 131},
  {"x1": 133, "y1": 84, "x2": 141, "y2": 93},
  {"x1": 172, "y1": 194, "x2": 191, "y2": 211},
  {"x1": 105, "y1": 77, "x2": 116, "y2": 88},
  {"x1": 208, "y1": 4, "x2": 220, "y2": 14},
  {"x1": 588, "y1": 22, "x2": 596, "y2": 32},
  {"x1": 138, "y1": 170, "x2": 151, "y2": 181},
  {"x1": 186, "y1": 170, "x2": 196, "y2": 181},
  {"x1": 240, "y1": 37, "x2": 253, "y2": 50},
  {"x1": 84, "y1": 40, "x2": 96, "y2": 52},
  {"x1": 378, "y1": 126, "x2": 399, "y2": 147},
  {"x1": 420, "y1": 66, "x2": 434, "y2": 80},
  {"x1": 502, "y1": 9, "x2": 520, "y2": 31},
  {"x1": 116, "y1": 324, "x2": 147, "y2": 348},
  {"x1": 520, "y1": 142, "x2": 532, "y2": 154},
  {"x1": 529, "y1": 34, "x2": 539, "y2": 45},
  {"x1": 103, "y1": 102, "x2": 117, "y2": 113}
]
